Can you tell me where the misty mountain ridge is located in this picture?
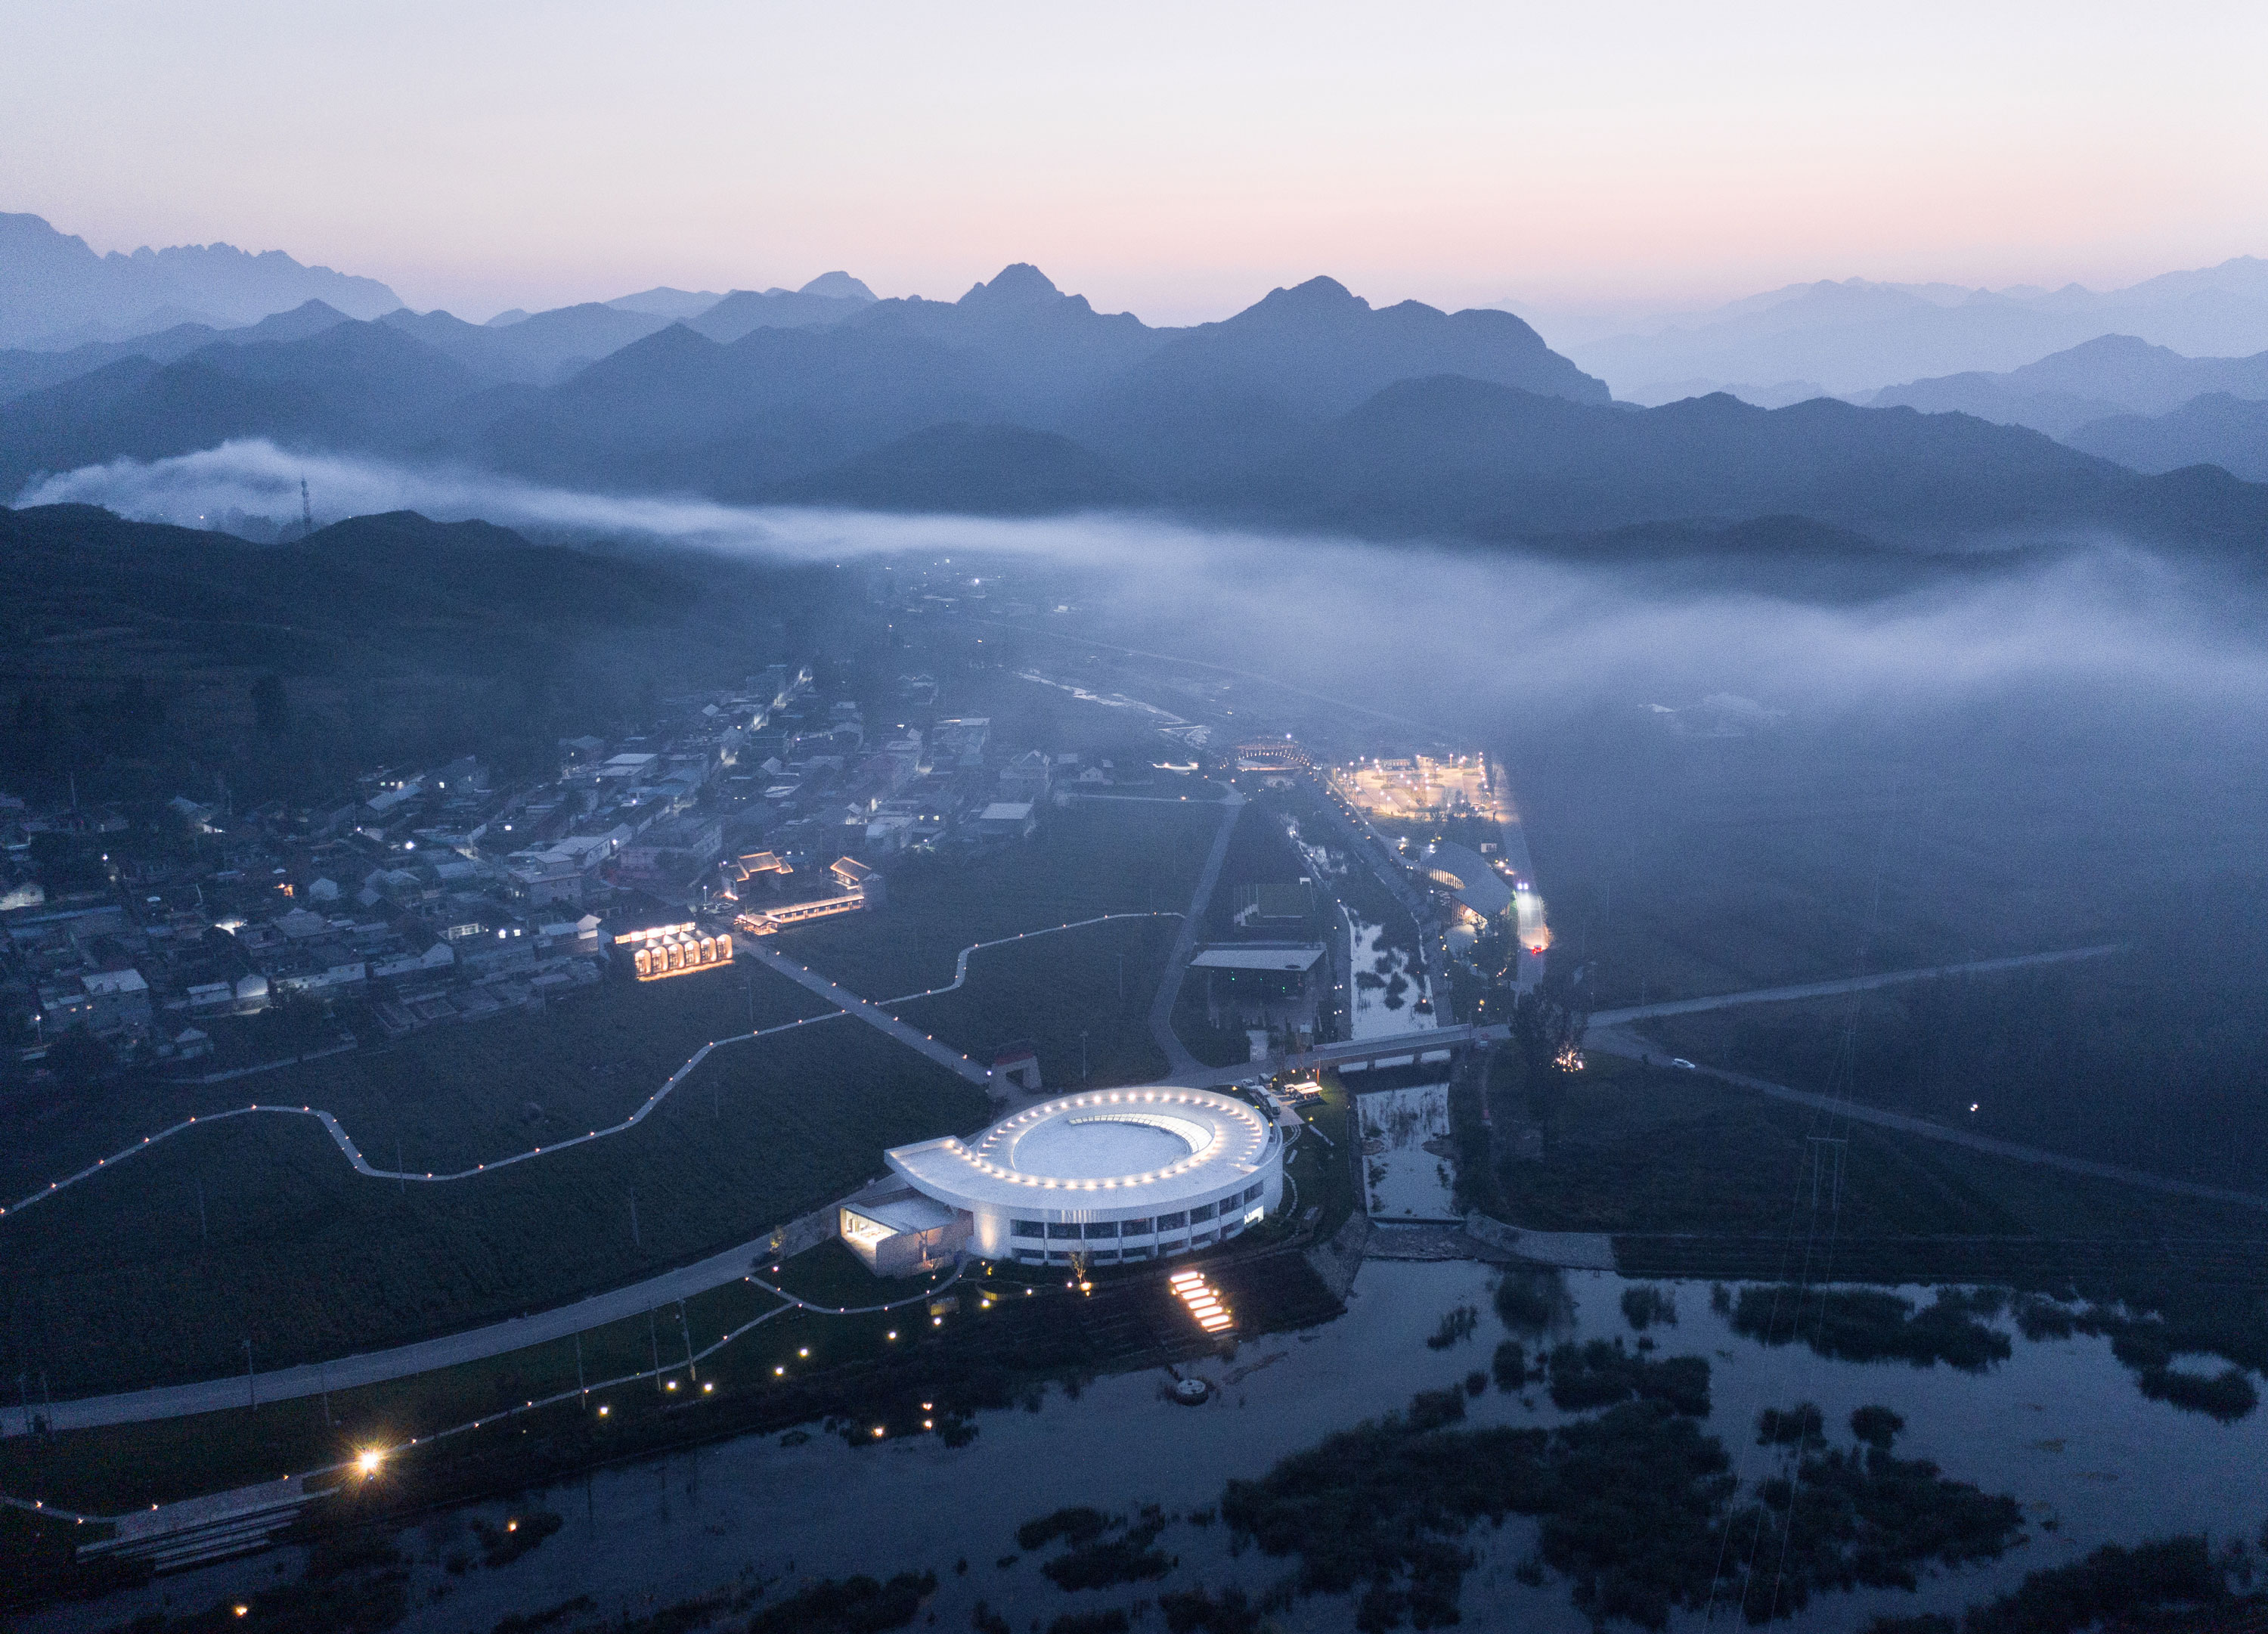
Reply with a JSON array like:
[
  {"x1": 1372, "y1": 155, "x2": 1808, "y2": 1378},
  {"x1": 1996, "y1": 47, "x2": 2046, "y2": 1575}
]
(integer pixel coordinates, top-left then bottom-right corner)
[
  {"x1": 1867, "y1": 333, "x2": 2268, "y2": 435},
  {"x1": 2066, "y1": 393, "x2": 2268, "y2": 483},
  {"x1": 6, "y1": 256, "x2": 2263, "y2": 561},
  {"x1": 1557, "y1": 256, "x2": 2268, "y2": 401},
  {"x1": 0, "y1": 211, "x2": 402, "y2": 349}
]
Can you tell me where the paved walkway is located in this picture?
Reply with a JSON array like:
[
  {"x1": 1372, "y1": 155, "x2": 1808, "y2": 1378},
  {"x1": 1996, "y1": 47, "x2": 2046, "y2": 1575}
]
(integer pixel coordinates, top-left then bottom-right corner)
[
  {"x1": 0, "y1": 1009, "x2": 850, "y2": 1223},
  {"x1": 740, "y1": 944, "x2": 995, "y2": 1087},
  {"x1": 1148, "y1": 788, "x2": 1248, "y2": 1077},
  {"x1": 875, "y1": 913, "x2": 1181, "y2": 1006}
]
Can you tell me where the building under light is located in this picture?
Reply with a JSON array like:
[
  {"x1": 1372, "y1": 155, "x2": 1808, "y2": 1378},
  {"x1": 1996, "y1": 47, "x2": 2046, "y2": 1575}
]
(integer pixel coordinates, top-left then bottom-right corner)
[
  {"x1": 612, "y1": 922, "x2": 733, "y2": 980},
  {"x1": 869, "y1": 1088, "x2": 1284, "y2": 1267}
]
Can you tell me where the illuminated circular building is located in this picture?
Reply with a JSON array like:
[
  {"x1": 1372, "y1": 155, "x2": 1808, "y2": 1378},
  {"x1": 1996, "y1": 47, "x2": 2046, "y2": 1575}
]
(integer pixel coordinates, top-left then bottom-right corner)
[{"x1": 877, "y1": 1087, "x2": 1284, "y2": 1267}]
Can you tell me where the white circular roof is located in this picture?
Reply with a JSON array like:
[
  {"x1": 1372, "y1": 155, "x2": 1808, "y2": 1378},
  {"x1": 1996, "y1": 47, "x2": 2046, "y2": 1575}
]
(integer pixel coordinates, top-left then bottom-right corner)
[{"x1": 886, "y1": 1087, "x2": 1279, "y2": 1220}]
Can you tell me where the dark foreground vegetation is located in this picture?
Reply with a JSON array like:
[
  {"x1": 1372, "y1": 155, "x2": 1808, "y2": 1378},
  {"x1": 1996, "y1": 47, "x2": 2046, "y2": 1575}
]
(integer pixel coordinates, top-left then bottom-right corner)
[
  {"x1": 1865, "y1": 1532, "x2": 2268, "y2": 1634},
  {"x1": 1728, "y1": 1285, "x2": 2013, "y2": 1371},
  {"x1": 1218, "y1": 1374, "x2": 2023, "y2": 1630}
]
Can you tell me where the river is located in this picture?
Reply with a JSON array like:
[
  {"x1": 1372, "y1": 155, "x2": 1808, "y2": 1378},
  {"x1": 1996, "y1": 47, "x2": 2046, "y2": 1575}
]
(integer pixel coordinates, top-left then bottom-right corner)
[{"x1": 50, "y1": 1254, "x2": 2267, "y2": 1634}]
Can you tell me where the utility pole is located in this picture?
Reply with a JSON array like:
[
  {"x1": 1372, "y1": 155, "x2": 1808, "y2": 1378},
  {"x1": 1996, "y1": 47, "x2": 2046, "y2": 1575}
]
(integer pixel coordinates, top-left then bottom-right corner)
[
  {"x1": 677, "y1": 1300, "x2": 696, "y2": 1383},
  {"x1": 575, "y1": 1332, "x2": 586, "y2": 1400},
  {"x1": 647, "y1": 1310, "x2": 661, "y2": 1393}
]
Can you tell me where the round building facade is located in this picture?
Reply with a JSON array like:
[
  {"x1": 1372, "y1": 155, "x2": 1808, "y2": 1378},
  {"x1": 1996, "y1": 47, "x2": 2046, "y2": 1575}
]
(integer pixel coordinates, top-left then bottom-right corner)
[{"x1": 885, "y1": 1087, "x2": 1284, "y2": 1266}]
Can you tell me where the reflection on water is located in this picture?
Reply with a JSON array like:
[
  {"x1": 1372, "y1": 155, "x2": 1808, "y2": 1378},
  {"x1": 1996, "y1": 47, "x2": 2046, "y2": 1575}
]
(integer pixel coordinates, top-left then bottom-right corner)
[
  {"x1": 1360, "y1": 1084, "x2": 1458, "y2": 1219},
  {"x1": 1349, "y1": 915, "x2": 1434, "y2": 1039},
  {"x1": 45, "y1": 1261, "x2": 2268, "y2": 1634}
]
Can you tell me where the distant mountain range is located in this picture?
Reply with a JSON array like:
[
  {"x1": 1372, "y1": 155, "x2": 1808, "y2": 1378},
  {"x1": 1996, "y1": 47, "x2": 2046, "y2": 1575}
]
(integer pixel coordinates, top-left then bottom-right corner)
[
  {"x1": 1854, "y1": 334, "x2": 2268, "y2": 482},
  {"x1": 3, "y1": 209, "x2": 2265, "y2": 554},
  {"x1": 1555, "y1": 259, "x2": 2268, "y2": 402},
  {"x1": 0, "y1": 212, "x2": 403, "y2": 349},
  {"x1": 2065, "y1": 394, "x2": 2268, "y2": 483}
]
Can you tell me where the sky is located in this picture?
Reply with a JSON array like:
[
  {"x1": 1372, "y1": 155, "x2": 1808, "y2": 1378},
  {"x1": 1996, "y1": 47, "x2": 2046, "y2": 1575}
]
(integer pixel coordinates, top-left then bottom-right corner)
[{"x1": 5, "y1": 1, "x2": 2266, "y2": 326}]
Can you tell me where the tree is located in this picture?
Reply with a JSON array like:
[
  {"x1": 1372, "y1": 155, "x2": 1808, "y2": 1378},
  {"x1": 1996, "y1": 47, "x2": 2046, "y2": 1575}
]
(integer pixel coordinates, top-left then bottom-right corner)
[{"x1": 1508, "y1": 966, "x2": 1590, "y2": 1133}]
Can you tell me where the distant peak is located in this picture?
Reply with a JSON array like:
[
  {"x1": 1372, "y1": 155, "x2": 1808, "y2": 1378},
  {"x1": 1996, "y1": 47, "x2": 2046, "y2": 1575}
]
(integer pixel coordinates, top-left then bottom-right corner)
[
  {"x1": 798, "y1": 271, "x2": 875, "y2": 302},
  {"x1": 959, "y1": 264, "x2": 1062, "y2": 306},
  {"x1": 1250, "y1": 277, "x2": 1367, "y2": 318}
]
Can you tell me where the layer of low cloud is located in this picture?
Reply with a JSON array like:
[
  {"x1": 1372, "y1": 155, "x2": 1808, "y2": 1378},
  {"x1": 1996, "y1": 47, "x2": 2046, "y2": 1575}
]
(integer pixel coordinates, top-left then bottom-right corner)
[{"x1": 20, "y1": 439, "x2": 2268, "y2": 739}]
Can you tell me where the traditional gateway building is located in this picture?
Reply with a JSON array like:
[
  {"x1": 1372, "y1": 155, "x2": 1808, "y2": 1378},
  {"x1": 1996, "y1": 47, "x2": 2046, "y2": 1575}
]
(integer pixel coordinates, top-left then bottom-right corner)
[{"x1": 851, "y1": 1087, "x2": 1284, "y2": 1271}]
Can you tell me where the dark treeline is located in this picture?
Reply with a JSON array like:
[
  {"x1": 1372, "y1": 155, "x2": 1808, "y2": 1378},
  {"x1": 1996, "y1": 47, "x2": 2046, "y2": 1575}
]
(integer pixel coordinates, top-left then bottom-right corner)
[
  {"x1": 1217, "y1": 1373, "x2": 2022, "y2": 1630},
  {"x1": 1867, "y1": 1533, "x2": 2268, "y2": 1634},
  {"x1": 0, "y1": 504, "x2": 863, "y2": 809}
]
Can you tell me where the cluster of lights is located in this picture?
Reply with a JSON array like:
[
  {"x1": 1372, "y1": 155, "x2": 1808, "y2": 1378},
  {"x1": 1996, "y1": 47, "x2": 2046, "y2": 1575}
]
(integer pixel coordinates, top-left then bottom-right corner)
[
  {"x1": 918, "y1": 1090, "x2": 1269, "y2": 1192},
  {"x1": 1170, "y1": 1269, "x2": 1233, "y2": 1334}
]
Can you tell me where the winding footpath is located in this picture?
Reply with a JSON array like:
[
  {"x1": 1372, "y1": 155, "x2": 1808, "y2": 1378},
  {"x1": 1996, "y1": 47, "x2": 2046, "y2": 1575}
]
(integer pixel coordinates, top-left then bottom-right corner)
[
  {"x1": 0, "y1": 916, "x2": 1184, "y2": 1435},
  {"x1": 0, "y1": 1010, "x2": 851, "y2": 1223},
  {"x1": 5, "y1": 1266, "x2": 968, "y2": 1522},
  {"x1": 875, "y1": 912, "x2": 1182, "y2": 1006}
]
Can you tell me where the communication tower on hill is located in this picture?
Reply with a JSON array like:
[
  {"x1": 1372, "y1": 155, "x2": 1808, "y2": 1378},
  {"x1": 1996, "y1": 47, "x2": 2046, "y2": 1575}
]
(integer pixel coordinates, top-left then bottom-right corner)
[{"x1": 299, "y1": 477, "x2": 313, "y2": 536}]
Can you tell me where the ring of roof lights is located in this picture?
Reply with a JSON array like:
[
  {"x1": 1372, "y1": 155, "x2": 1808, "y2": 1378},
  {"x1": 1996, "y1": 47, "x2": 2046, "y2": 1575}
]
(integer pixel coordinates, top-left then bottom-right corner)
[{"x1": 884, "y1": 1087, "x2": 1284, "y2": 1263}]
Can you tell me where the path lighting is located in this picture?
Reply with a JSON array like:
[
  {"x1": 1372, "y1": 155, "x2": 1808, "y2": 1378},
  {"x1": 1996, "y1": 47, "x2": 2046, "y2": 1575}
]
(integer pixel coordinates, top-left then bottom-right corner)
[
  {"x1": 798, "y1": 1347, "x2": 810, "y2": 1356},
  {"x1": 887, "y1": 1330, "x2": 897, "y2": 1340},
  {"x1": 872, "y1": 1425, "x2": 885, "y2": 1437},
  {"x1": 665, "y1": 1380, "x2": 678, "y2": 1391},
  {"x1": 702, "y1": 1381, "x2": 714, "y2": 1394},
  {"x1": 598, "y1": 1404, "x2": 610, "y2": 1415},
  {"x1": 775, "y1": 1366, "x2": 785, "y2": 1376}
]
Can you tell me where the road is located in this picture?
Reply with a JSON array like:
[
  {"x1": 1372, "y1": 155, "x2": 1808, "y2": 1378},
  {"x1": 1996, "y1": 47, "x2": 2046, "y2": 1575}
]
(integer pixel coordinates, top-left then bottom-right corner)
[
  {"x1": 0, "y1": 1197, "x2": 844, "y2": 1437},
  {"x1": 0, "y1": 943, "x2": 2166, "y2": 1437},
  {"x1": 1147, "y1": 787, "x2": 1247, "y2": 1077},
  {"x1": 1587, "y1": 943, "x2": 2121, "y2": 1028},
  {"x1": 740, "y1": 944, "x2": 996, "y2": 1086},
  {"x1": 1583, "y1": 1025, "x2": 2268, "y2": 1214}
]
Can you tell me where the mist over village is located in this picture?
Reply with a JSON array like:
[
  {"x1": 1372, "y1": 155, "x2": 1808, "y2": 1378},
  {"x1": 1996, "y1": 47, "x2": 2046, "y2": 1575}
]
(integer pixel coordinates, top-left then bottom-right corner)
[{"x1": 2, "y1": 6, "x2": 2266, "y2": 1633}]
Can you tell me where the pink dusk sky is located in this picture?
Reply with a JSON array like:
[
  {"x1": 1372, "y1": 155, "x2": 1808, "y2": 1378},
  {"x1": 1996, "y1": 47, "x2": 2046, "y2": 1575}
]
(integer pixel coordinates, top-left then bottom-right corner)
[{"x1": 6, "y1": 0, "x2": 2264, "y2": 326}]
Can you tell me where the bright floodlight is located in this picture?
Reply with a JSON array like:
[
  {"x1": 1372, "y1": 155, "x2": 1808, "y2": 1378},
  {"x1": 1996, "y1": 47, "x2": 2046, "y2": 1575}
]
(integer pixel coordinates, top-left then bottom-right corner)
[{"x1": 356, "y1": 1448, "x2": 383, "y2": 1476}]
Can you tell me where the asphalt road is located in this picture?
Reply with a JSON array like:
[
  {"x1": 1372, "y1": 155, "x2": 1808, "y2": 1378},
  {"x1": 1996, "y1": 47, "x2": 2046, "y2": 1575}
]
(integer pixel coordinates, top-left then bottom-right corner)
[
  {"x1": 1587, "y1": 943, "x2": 2121, "y2": 1028},
  {"x1": 1147, "y1": 787, "x2": 1247, "y2": 1077},
  {"x1": 1584, "y1": 1024, "x2": 2268, "y2": 1214},
  {"x1": 0, "y1": 944, "x2": 2163, "y2": 1437},
  {"x1": 0, "y1": 1198, "x2": 841, "y2": 1437}
]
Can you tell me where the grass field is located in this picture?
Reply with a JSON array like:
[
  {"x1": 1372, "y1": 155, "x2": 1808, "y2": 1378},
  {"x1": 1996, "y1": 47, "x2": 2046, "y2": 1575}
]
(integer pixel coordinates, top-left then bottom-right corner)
[
  {"x1": 0, "y1": 1021, "x2": 988, "y2": 1398},
  {"x1": 1, "y1": 957, "x2": 835, "y2": 1199},
  {"x1": 779, "y1": 797, "x2": 1223, "y2": 1001},
  {"x1": 1500, "y1": 1054, "x2": 2268, "y2": 1242},
  {"x1": 889, "y1": 914, "x2": 1176, "y2": 1089}
]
